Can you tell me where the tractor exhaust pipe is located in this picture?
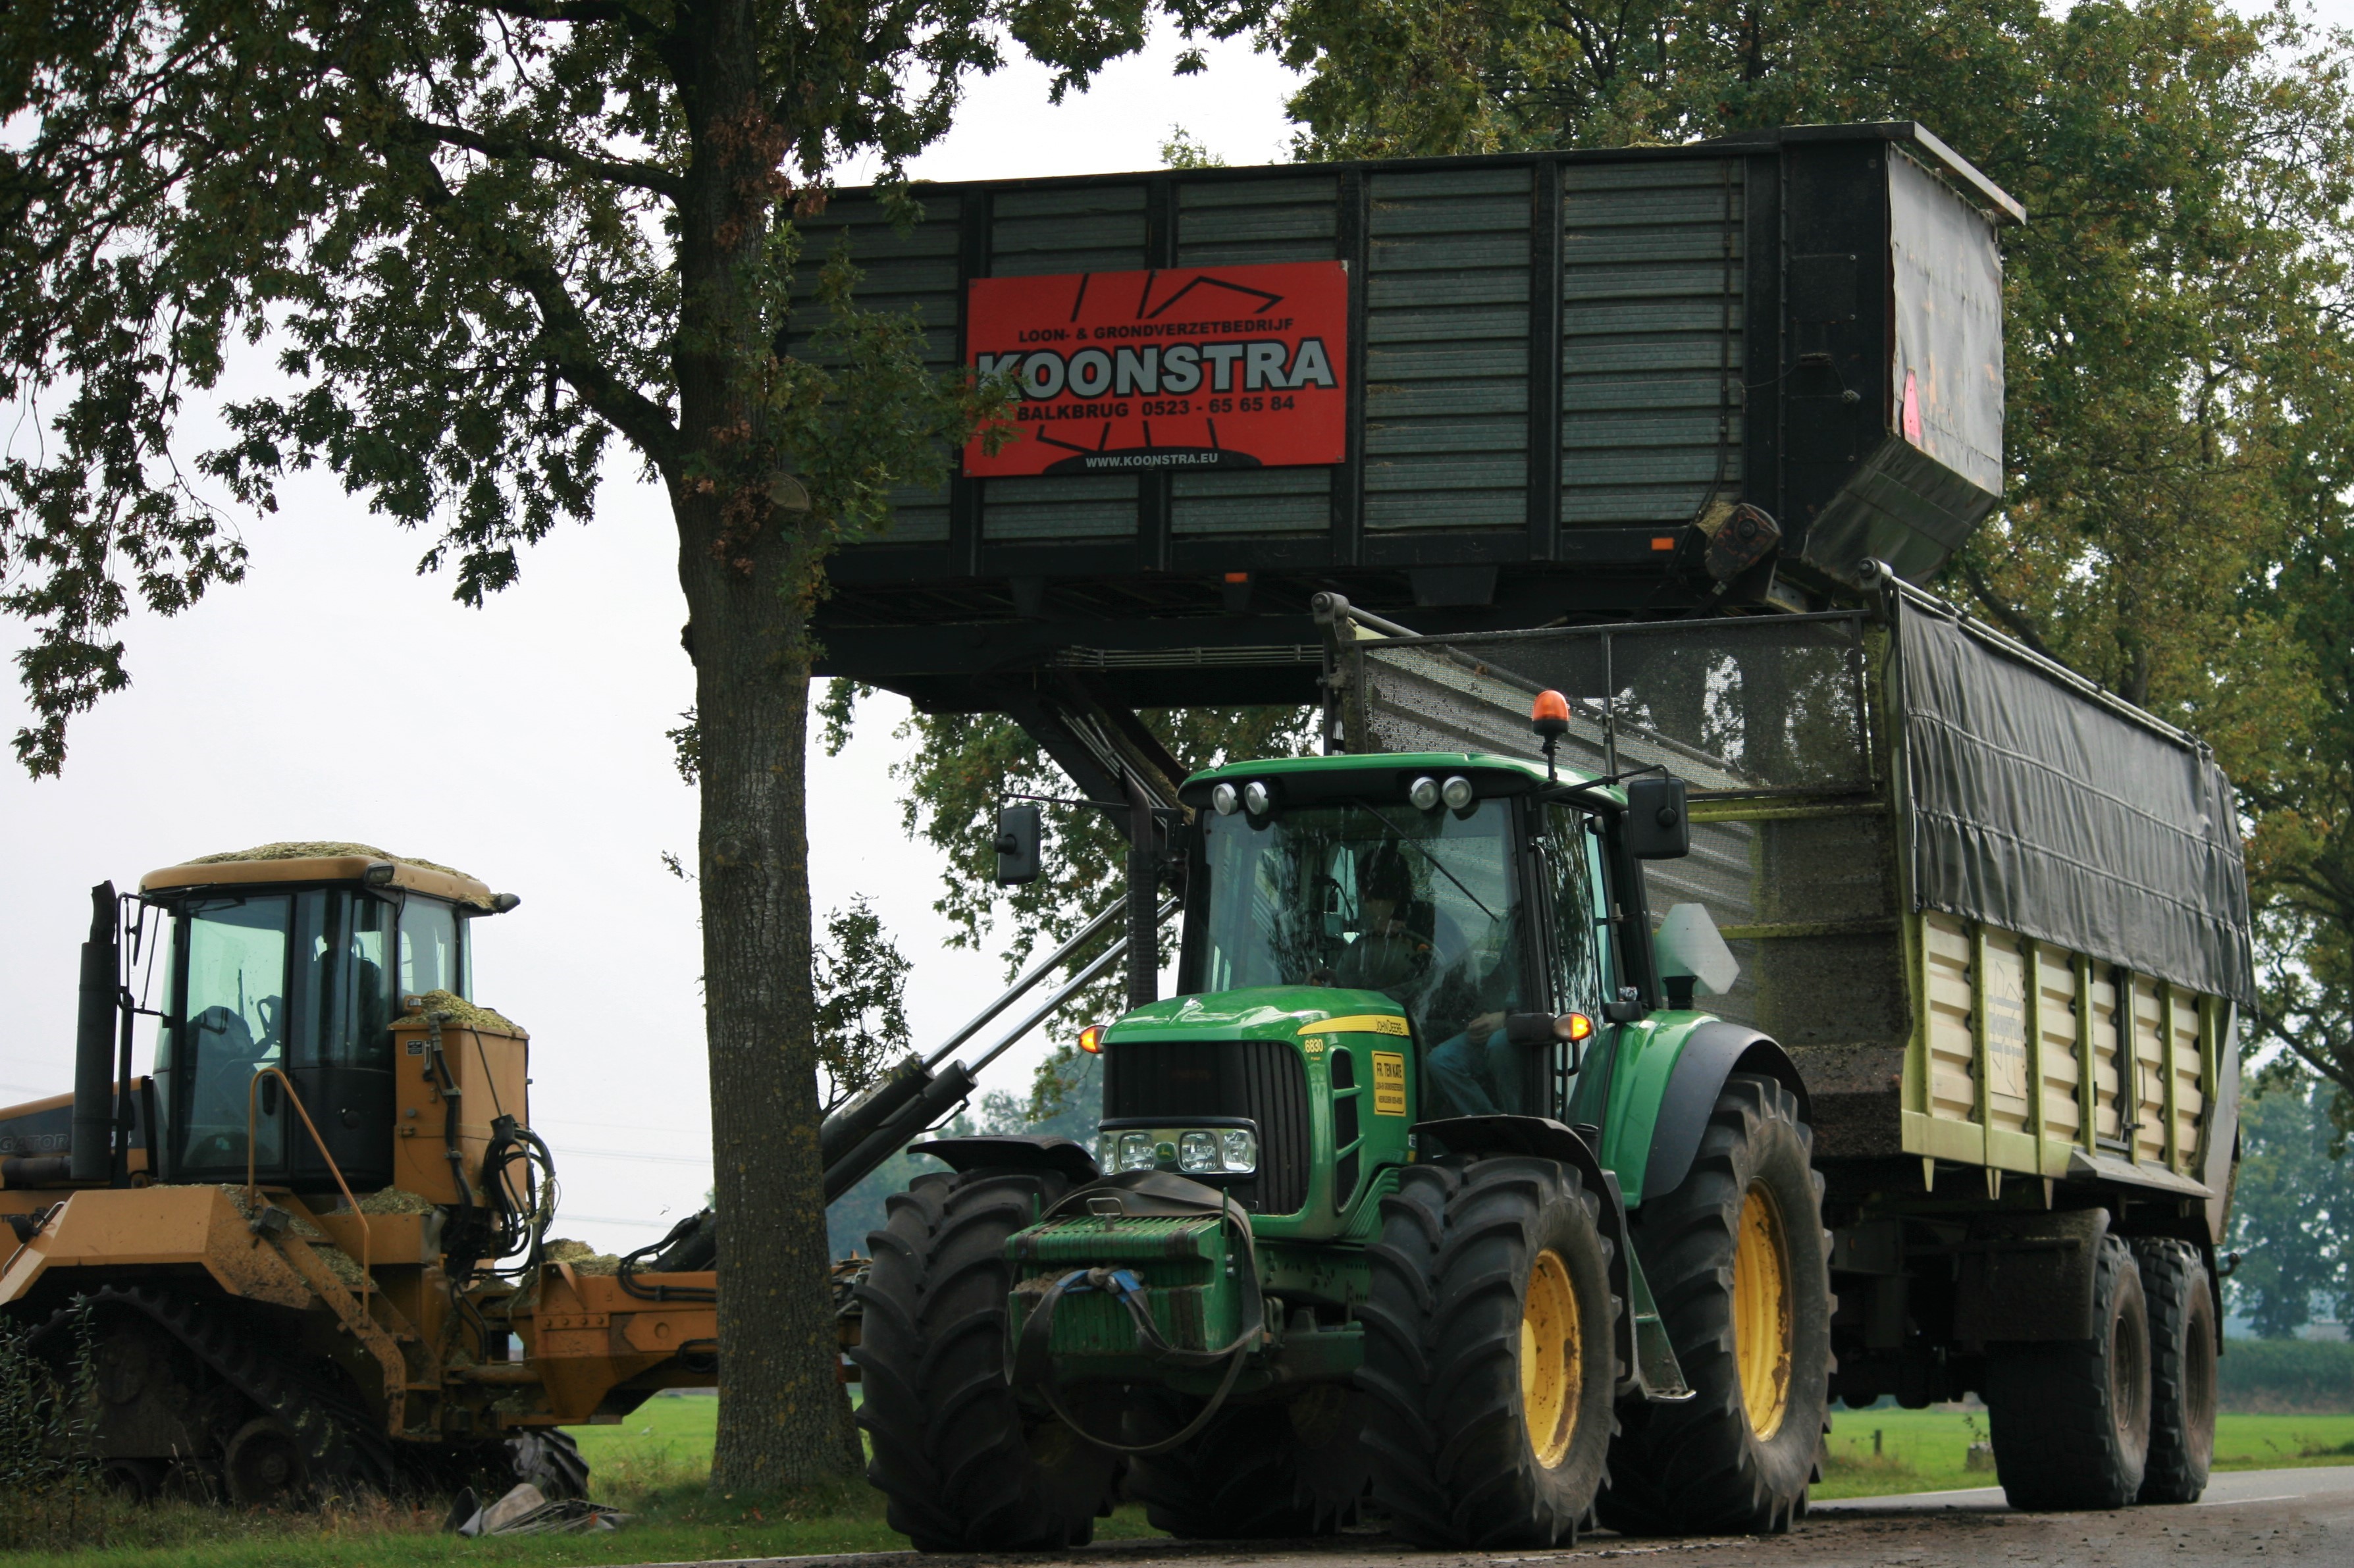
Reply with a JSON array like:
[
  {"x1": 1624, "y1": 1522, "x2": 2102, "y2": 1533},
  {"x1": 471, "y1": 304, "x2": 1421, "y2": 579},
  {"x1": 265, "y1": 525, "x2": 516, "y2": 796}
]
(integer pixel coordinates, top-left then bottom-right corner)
[{"x1": 70, "y1": 883, "x2": 121, "y2": 1183}]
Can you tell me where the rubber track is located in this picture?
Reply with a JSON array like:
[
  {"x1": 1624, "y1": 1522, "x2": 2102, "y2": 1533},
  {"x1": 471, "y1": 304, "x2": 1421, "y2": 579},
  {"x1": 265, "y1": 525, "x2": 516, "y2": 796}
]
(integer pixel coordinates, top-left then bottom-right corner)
[
  {"x1": 2133, "y1": 1238, "x2": 2213, "y2": 1504},
  {"x1": 1985, "y1": 1232, "x2": 2147, "y2": 1510},
  {"x1": 1598, "y1": 1074, "x2": 1831, "y2": 1536},
  {"x1": 1124, "y1": 1389, "x2": 1361, "y2": 1537},
  {"x1": 850, "y1": 1170, "x2": 1111, "y2": 1552},
  {"x1": 1355, "y1": 1155, "x2": 1617, "y2": 1549},
  {"x1": 30, "y1": 1285, "x2": 396, "y2": 1497}
]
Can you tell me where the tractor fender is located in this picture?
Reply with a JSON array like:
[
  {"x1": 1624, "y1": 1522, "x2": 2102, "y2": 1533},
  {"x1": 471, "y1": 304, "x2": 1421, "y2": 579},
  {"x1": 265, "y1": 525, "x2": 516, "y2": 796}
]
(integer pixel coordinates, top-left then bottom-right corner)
[
  {"x1": 1636, "y1": 1022, "x2": 1808, "y2": 1210},
  {"x1": 1414, "y1": 1114, "x2": 1640, "y2": 1396},
  {"x1": 907, "y1": 1134, "x2": 1101, "y2": 1186}
]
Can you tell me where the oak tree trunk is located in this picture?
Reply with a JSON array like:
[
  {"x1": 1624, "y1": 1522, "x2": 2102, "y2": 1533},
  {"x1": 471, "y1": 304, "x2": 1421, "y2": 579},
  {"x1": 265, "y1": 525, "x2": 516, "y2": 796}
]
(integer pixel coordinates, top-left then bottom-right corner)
[
  {"x1": 678, "y1": 504, "x2": 860, "y2": 1490},
  {"x1": 671, "y1": 0, "x2": 860, "y2": 1492}
]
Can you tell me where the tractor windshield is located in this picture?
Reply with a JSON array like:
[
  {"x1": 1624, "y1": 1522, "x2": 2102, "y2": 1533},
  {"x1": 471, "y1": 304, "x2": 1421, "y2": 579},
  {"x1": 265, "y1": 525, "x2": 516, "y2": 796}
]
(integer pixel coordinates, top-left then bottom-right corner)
[{"x1": 1193, "y1": 797, "x2": 1538, "y2": 1116}]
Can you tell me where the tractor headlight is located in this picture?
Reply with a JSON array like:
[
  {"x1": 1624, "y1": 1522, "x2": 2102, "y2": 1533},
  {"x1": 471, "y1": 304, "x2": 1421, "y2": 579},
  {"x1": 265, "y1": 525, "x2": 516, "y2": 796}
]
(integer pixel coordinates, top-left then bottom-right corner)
[
  {"x1": 1178, "y1": 1131, "x2": 1220, "y2": 1173},
  {"x1": 1218, "y1": 1128, "x2": 1257, "y2": 1172},
  {"x1": 1210, "y1": 781, "x2": 1240, "y2": 816},
  {"x1": 1441, "y1": 775, "x2": 1475, "y2": 810},
  {"x1": 1093, "y1": 1133, "x2": 1118, "y2": 1171},
  {"x1": 1408, "y1": 775, "x2": 1441, "y2": 810},
  {"x1": 1117, "y1": 1132, "x2": 1157, "y2": 1171}
]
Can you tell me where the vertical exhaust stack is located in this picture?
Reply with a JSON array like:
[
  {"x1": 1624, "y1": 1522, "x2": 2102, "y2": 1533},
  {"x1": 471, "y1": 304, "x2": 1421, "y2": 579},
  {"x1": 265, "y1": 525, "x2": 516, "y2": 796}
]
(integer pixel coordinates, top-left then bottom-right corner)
[{"x1": 70, "y1": 882, "x2": 120, "y2": 1183}]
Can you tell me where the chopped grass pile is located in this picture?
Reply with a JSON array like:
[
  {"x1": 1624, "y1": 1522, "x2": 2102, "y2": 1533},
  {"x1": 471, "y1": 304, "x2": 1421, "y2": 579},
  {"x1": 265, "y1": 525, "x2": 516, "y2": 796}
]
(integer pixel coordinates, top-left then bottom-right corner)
[
  {"x1": 354, "y1": 1188, "x2": 438, "y2": 1216},
  {"x1": 179, "y1": 842, "x2": 494, "y2": 906},
  {"x1": 543, "y1": 1239, "x2": 623, "y2": 1275},
  {"x1": 396, "y1": 989, "x2": 525, "y2": 1037}
]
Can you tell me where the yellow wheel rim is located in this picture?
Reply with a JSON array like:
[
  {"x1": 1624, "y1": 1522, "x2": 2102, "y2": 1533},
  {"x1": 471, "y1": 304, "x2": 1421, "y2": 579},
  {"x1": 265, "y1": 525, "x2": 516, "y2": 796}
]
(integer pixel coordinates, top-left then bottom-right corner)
[
  {"x1": 1733, "y1": 1182, "x2": 1793, "y2": 1440},
  {"x1": 1519, "y1": 1247, "x2": 1581, "y2": 1469}
]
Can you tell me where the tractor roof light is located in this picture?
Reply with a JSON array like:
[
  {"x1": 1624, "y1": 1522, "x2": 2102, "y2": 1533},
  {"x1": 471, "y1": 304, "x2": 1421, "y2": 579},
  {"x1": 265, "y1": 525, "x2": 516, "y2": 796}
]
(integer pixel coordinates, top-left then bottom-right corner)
[
  {"x1": 1441, "y1": 775, "x2": 1475, "y2": 811},
  {"x1": 1408, "y1": 775, "x2": 1441, "y2": 811},
  {"x1": 1531, "y1": 690, "x2": 1572, "y2": 783},
  {"x1": 1242, "y1": 779, "x2": 1277, "y2": 818},
  {"x1": 1210, "y1": 781, "x2": 1240, "y2": 816}
]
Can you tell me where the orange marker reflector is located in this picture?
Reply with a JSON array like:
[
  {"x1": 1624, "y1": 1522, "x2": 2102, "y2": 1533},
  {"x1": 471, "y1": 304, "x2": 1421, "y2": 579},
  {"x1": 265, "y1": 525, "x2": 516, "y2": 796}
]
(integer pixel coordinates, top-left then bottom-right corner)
[
  {"x1": 1651, "y1": 536, "x2": 1677, "y2": 551},
  {"x1": 1078, "y1": 1024, "x2": 1107, "y2": 1055},
  {"x1": 1222, "y1": 571, "x2": 1251, "y2": 583}
]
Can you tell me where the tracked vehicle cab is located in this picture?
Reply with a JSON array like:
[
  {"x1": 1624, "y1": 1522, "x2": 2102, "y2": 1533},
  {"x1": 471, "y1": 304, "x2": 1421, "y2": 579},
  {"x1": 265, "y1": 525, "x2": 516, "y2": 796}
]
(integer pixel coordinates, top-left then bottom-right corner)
[{"x1": 133, "y1": 844, "x2": 518, "y2": 1193}]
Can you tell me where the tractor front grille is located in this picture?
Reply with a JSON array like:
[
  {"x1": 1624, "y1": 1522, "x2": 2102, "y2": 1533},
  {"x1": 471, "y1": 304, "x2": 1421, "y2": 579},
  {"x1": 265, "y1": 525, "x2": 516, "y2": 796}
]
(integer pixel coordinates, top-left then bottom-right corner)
[{"x1": 1102, "y1": 1038, "x2": 1311, "y2": 1216}]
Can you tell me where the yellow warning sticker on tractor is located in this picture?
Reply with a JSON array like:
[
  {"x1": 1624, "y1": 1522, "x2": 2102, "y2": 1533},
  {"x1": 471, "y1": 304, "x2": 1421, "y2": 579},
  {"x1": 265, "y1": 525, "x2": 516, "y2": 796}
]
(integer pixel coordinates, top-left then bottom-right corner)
[
  {"x1": 1372, "y1": 1051, "x2": 1407, "y2": 1116},
  {"x1": 1303, "y1": 1014, "x2": 1409, "y2": 1037}
]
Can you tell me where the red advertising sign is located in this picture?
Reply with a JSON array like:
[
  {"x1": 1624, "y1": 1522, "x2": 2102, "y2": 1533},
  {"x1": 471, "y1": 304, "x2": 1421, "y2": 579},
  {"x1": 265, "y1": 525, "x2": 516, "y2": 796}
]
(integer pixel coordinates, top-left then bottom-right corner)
[{"x1": 963, "y1": 261, "x2": 1349, "y2": 477}]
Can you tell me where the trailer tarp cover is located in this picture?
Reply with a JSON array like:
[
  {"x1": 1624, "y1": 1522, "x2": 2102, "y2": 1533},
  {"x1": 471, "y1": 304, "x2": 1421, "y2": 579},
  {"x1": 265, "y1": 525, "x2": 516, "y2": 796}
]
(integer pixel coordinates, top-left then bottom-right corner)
[{"x1": 1896, "y1": 602, "x2": 2255, "y2": 1007}]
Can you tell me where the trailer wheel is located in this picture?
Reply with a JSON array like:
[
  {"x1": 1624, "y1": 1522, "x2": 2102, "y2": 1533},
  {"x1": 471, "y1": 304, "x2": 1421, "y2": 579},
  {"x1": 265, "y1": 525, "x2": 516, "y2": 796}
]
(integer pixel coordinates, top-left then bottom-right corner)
[
  {"x1": 1984, "y1": 1232, "x2": 2151, "y2": 1510},
  {"x1": 851, "y1": 1169, "x2": 1118, "y2": 1552},
  {"x1": 2132, "y1": 1239, "x2": 2214, "y2": 1504},
  {"x1": 1599, "y1": 1072, "x2": 1831, "y2": 1536},
  {"x1": 1357, "y1": 1155, "x2": 1617, "y2": 1548},
  {"x1": 1122, "y1": 1386, "x2": 1368, "y2": 1537}
]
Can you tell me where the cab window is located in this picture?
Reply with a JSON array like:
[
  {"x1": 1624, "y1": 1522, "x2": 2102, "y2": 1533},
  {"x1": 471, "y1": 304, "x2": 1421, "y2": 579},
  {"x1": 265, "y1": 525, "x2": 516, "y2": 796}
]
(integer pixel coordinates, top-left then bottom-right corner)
[
  {"x1": 174, "y1": 895, "x2": 290, "y2": 1172},
  {"x1": 398, "y1": 899, "x2": 463, "y2": 999}
]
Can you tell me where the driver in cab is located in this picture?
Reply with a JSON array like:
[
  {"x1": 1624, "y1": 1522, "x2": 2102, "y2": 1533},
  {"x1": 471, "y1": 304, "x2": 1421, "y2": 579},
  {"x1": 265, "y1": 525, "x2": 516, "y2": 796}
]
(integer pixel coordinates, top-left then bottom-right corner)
[{"x1": 1332, "y1": 855, "x2": 1433, "y2": 995}]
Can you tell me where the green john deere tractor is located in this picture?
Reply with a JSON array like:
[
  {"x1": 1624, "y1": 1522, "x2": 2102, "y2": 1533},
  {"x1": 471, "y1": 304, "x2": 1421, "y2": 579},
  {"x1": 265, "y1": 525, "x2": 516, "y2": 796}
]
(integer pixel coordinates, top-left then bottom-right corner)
[{"x1": 850, "y1": 736, "x2": 1831, "y2": 1550}]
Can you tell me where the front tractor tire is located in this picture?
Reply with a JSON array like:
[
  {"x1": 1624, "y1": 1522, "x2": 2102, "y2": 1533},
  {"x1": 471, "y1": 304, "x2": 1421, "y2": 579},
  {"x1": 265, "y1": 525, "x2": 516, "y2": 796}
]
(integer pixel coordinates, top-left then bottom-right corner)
[
  {"x1": 850, "y1": 1169, "x2": 1118, "y2": 1552},
  {"x1": 1600, "y1": 1072, "x2": 1833, "y2": 1537},
  {"x1": 1357, "y1": 1155, "x2": 1618, "y2": 1548}
]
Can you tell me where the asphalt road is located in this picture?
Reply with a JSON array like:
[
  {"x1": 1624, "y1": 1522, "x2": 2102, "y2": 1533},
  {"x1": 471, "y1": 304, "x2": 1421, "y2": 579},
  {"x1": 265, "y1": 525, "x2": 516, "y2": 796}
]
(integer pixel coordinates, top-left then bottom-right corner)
[{"x1": 637, "y1": 1465, "x2": 2354, "y2": 1568}]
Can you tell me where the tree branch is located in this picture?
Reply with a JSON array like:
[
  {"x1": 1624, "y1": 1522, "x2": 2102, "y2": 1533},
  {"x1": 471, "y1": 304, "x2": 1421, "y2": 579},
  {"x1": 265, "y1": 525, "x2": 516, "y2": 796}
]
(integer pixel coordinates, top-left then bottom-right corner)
[
  {"x1": 467, "y1": 0, "x2": 657, "y2": 28},
  {"x1": 1958, "y1": 556, "x2": 2066, "y2": 666},
  {"x1": 398, "y1": 153, "x2": 683, "y2": 476},
  {"x1": 406, "y1": 117, "x2": 683, "y2": 200}
]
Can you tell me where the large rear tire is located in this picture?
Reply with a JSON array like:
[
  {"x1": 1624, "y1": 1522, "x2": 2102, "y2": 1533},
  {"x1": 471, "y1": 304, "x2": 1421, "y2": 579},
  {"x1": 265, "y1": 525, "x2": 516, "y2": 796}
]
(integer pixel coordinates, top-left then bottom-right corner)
[
  {"x1": 1598, "y1": 1072, "x2": 1832, "y2": 1536},
  {"x1": 1984, "y1": 1231, "x2": 2151, "y2": 1511},
  {"x1": 1122, "y1": 1386, "x2": 1369, "y2": 1537},
  {"x1": 850, "y1": 1169, "x2": 1118, "y2": 1552},
  {"x1": 1357, "y1": 1155, "x2": 1617, "y2": 1548},
  {"x1": 2132, "y1": 1238, "x2": 2215, "y2": 1504}
]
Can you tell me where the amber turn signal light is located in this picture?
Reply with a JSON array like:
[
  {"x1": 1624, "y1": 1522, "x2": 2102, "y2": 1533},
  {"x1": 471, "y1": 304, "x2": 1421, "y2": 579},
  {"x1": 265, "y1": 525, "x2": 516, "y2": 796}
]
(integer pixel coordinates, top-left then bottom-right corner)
[
  {"x1": 1078, "y1": 1024, "x2": 1107, "y2": 1055},
  {"x1": 1562, "y1": 1012, "x2": 1595, "y2": 1043}
]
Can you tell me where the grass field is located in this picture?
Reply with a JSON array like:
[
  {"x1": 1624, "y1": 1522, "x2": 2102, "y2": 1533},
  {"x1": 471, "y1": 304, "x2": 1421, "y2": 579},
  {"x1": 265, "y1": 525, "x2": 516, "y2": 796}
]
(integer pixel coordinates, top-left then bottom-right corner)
[
  {"x1": 1814, "y1": 1406, "x2": 2354, "y2": 1499},
  {"x1": 5, "y1": 1393, "x2": 2351, "y2": 1566},
  {"x1": 0, "y1": 1393, "x2": 1164, "y2": 1568}
]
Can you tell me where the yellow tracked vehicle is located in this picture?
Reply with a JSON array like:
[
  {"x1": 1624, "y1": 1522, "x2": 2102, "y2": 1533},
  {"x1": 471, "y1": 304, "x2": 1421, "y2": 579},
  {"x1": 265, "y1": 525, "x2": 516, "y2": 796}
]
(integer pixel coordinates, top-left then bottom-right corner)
[{"x1": 0, "y1": 845, "x2": 718, "y2": 1505}]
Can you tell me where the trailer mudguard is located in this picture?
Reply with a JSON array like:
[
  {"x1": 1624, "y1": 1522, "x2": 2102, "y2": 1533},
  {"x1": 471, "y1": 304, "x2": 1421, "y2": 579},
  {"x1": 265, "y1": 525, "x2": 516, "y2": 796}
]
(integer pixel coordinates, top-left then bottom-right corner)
[
  {"x1": 1628, "y1": 1021, "x2": 1808, "y2": 1210},
  {"x1": 1413, "y1": 1114, "x2": 1640, "y2": 1396}
]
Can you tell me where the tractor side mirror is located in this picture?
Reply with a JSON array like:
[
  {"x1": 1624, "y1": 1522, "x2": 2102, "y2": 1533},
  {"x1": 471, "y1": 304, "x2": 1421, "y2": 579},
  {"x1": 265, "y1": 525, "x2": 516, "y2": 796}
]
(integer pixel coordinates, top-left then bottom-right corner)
[
  {"x1": 994, "y1": 804, "x2": 1042, "y2": 887},
  {"x1": 1623, "y1": 777, "x2": 1690, "y2": 860}
]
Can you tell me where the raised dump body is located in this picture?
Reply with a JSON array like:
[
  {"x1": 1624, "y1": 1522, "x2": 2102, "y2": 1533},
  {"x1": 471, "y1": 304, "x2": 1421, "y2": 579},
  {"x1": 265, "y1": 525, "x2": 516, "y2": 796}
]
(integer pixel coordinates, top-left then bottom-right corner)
[
  {"x1": 799, "y1": 122, "x2": 2022, "y2": 717},
  {"x1": 1330, "y1": 569, "x2": 2250, "y2": 1234}
]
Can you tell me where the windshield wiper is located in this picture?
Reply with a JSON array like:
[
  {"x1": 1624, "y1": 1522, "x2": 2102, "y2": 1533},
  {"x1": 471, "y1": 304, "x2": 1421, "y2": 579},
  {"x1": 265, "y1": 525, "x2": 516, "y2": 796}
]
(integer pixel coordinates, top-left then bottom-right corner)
[{"x1": 1356, "y1": 804, "x2": 1501, "y2": 923}]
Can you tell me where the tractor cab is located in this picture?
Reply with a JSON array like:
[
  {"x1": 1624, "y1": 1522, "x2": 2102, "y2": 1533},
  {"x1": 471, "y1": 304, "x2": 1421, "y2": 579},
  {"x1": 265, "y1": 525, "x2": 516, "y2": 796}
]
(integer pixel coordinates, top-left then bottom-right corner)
[
  {"x1": 128, "y1": 845, "x2": 516, "y2": 1192},
  {"x1": 1177, "y1": 754, "x2": 1629, "y2": 1126}
]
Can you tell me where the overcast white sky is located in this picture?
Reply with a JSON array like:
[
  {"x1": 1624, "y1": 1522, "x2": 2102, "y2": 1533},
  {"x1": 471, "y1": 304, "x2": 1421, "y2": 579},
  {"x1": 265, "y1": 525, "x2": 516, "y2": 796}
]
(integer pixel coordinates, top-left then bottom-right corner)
[{"x1": 0, "y1": 26, "x2": 1305, "y2": 1256}]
